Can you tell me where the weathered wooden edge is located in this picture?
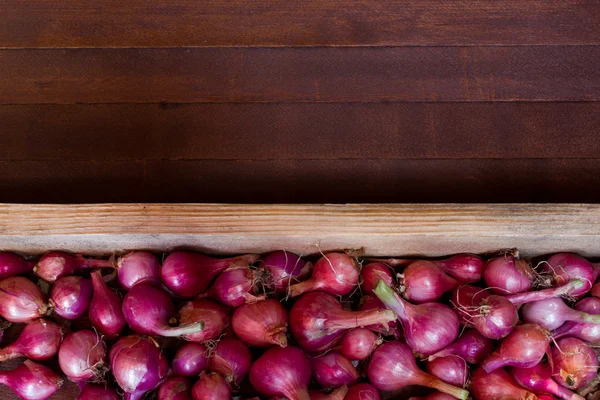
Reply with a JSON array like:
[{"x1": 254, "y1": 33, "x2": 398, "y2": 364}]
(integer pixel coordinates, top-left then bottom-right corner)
[{"x1": 0, "y1": 204, "x2": 598, "y2": 257}]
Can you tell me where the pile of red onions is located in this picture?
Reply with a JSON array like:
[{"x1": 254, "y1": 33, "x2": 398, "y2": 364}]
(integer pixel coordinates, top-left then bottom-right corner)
[{"x1": 0, "y1": 249, "x2": 598, "y2": 400}]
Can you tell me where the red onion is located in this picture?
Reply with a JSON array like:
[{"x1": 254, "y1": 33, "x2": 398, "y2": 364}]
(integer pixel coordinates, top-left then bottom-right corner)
[
  {"x1": 161, "y1": 252, "x2": 259, "y2": 297},
  {"x1": 426, "y1": 355, "x2": 468, "y2": 388},
  {"x1": 198, "y1": 266, "x2": 266, "y2": 307},
  {"x1": 367, "y1": 341, "x2": 469, "y2": 399},
  {"x1": 191, "y1": 372, "x2": 231, "y2": 400},
  {"x1": 0, "y1": 359, "x2": 63, "y2": 400},
  {"x1": 505, "y1": 279, "x2": 585, "y2": 305},
  {"x1": 0, "y1": 276, "x2": 50, "y2": 322},
  {"x1": 289, "y1": 291, "x2": 395, "y2": 352},
  {"x1": 175, "y1": 298, "x2": 230, "y2": 342},
  {"x1": 553, "y1": 296, "x2": 600, "y2": 342},
  {"x1": 471, "y1": 367, "x2": 536, "y2": 400},
  {"x1": 408, "y1": 394, "x2": 456, "y2": 400},
  {"x1": 210, "y1": 337, "x2": 252, "y2": 387},
  {"x1": 543, "y1": 253, "x2": 595, "y2": 297},
  {"x1": 172, "y1": 342, "x2": 210, "y2": 376},
  {"x1": 0, "y1": 252, "x2": 34, "y2": 279},
  {"x1": 35, "y1": 251, "x2": 113, "y2": 282},
  {"x1": 117, "y1": 251, "x2": 161, "y2": 289},
  {"x1": 552, "y1": 337, "x2": 598, "y2": 390},
  {"x1": 484, "y1": 255, "x2": 536, "y2": 294},
  {"x1": 309, "y1": 386, "x2": 348, "y2": 400},
  {"x1": 0, "y1": 318, "x2": 63, "y2": 361},
  {"x1": 345, "y1": 383, "x2": 380, "y2": 400},
  {"x1": 428, "y1": 329, "x2": 494, "y2": 364},
  {"x1": 360, "y1": 263, "x2": 394, "y2": 295},
  {"x1": 509, "y1": 362, "x2": 585, "y2": 400},
  {"x1": 433, "y1": 254, "x2": 484, "y2": 284},
  {"x1": 471, "y1": 295, "x2": 519, "y2": 339},
  {"x1": 397, "y1": 260, "x2": 458, "y2": 303},
  {"x1": 77, "y1": 384, "x2": 119, "y2": 400},
  {"x1": 59, "y1": 330, "x2": 107, "y2": 382},
  {"x1": 232, "y1": 298, "x2": 288, "y2": 347},
  {"x1": 450, "y1": 285, "x2": 490, "y2": 326},
  {"x1": 249, "y1": 346, "x2": 311, "y2": 400},
  {"x1": 312, "y1": 352, "x2": 359, "y2": 388},
  {"x1": 289, "y1": 252, "x2": 359, "y2": 297},
  {"x1": 158, "y1": 377, "x2": 192, "y2": 400},
  {"x1": 522, "y1": 296, "x2": 600, "y2": 330},
  {"x1": 373, "y1": 281, "x2": 459, "y2": 355},
  {"x1": 358, "y1": 295, "x2": 402, "y2": 338},
  {"x1": 122, "y1": 283, "x2": 204, "y2": 337},
  {"x1": 261, "y1": 250, "x2": 312, "y2": 294},
  {"x1": 50, "y1": 275, "x2": 93, "y2": 320},
  {"x1": 335, "y1": 328, "x2": 380, "y2": 360},
  {"x1": 110, "y1": 335, "x2": 169, "y2": 400},
  {"x1": 89, "y1": 270, "x2": 126, "y2": 339},
  {"x1": 481, "y1": 324, "x2": 550, "y2": 372},
  {"x1": 592, "y1": 282, "x2": 600, "y2": 297}
]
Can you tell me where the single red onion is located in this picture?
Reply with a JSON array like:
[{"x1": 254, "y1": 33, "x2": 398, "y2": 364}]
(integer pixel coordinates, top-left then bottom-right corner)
[
  {"x1": 426, "y1": 356, "x2": 468, "y2": 388},
  {"x1": 117, "y1": 251, "x2": 161, "y2": 289},
  {"x1": 175, "y1": 298, "x2": 230, "y2": 342},
  {"x1": 345, "y1": 383, "x2": 380, "y2": 400},
  {"x1": 505, "y1": 279, "x2": 585, "y2": 305},
  {"x1": 543, "y1": 253, "x2": 595, "y2": 297},
  {"x1": 77, "y1": 384, "x2": 119, "y2": 400},
  {"x1": 484, "y1": 255, "x2": 536, "y2": 294},
  {"x1": 59, "y1": 330, "x2": 107, "y2": 382},
  {"x1": 408, "y1": 393, "x2": 457, "y2": 400},
  {"x1": 191, "y1": 372, "x2": 231, "y2": 400},
  {"x1": 309, "y1": 386, "x2": 348, "y2": 400},
  {"x1": 261, "y1": 250, "x2": 313, "y2": 294},
  {"x1": 0, "y1": 359, "x2": 63, "y2": 400},
  {"x1": 358, "y1": 295, "x2": 402, "y2": 338},
  {"x1": 428, "y1": 329, "x2": 494, "y2": 364},
  {"x1": 552, "y1": 337, "x2": 598, "y2": 390},
  {"x1": 522, "y1": 296, "x2": 600, "y2": 330},
  {"x1": 198, "y1": 266, "x2": 266, "y2": 307},
  {"x1": 171, "y1": 343, "x2": 210, "y2": 376},
  {"x1": 161, "y1": 252, "x2": 259, "y2": 298},
  {"x1": 289, "y1": 291, "x2": 395, "y2": 352},
  {"x1": 35, "y1": 251, "x2": 113, "y2": 282},
  {"x1": 397, "y1": 260, "x2": 458, "y2": 303},
  {"x1": 0, "y1": 276, "x2": 50, "y2": 322},
  {"x1": 312, "y1": 352, "x2": 359, "y2": 388},
  {"x1": 367, "y1": 341, "x2": 469, "y2": 399},
  {"x1": 50, "y1": 275, "x2": 93, "y2": 320},
  {"x1": 471, "y1": 367, "x2": 536, "y2": 400},
  {"x1": 249, "y1": 346, "x2": 311, "y2": 400},
  {"x1": 553, "y1": 296, "x2": 600, "y2": 342},
  {"x1": 0, "y1": 318, "x2": 63, "y2": 361},
  {"x1": 471, "y1": 295, "x2": 519, "y2": 339},
  {"x1": 158, "y1": 376, "x2": 192, "y2": 400},
  {"x1": 509, "y1": 362, "x2": 585, "y2": 400},
  {"x1": 334, "y1": 328, "x2": 380, "y2": 360},
  {"x1": 0, "y1": 252, "x2": 34, "y2": 279},
  {"x1": 592, "y1": 282, "x2": 600, "y2": 297},
  {"x1": 110, "y1": 335, "x2": 169, "y2": 400},
  {"x1": 481, "y1": 324, "x2": 550, "y2": 372},
  {"x1": 89, "y1": 270, "x2": 126, "y2": 339},
  {"x1": 373, "y1": 281, "x2": 459, "y2": 355},
  {"x1": 289, "y1": 252, "x2": 359, "y2": 297},
  {"x1": 210, "y1": 338, "x2": 252, "y2": 387},
  {"x1": 232, "y1": 298, "x2": 288, "y2": 347},
  {"x1": 433, "y1": 254, "x2": 484, "y2": 284},
  {"x1": 450, "y1": 285, "x2": 490, "y2": 326},
  {"x1": 122, "y1": 283, "x2": 204, "y2": 337},
  {"x1": 360, "y1": 263, "x2": 394, "y2": 295}
]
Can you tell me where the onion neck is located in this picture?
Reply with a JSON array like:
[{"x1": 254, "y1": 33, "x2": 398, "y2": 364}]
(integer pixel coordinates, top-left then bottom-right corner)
[
  {"x1": 288, "y1": 279, "x2": 316, "y2": 298},
  {"x1": 156, "y1": 321, "x2": 205, "y2": 337},
  {"x1": 571, "y1": 310, "x2": 600, "y2": 324},
  {"x1": 267, "y1": 329, "x2": 288, "y2": 347},
  {"x1": 481, "y1": 354, "x2": 506, "y2": 373},
  {"x1": 373, "y1": 280, "x2": 407, "y2": 321},
  {"x1": 549, "y1": 382, "x2": 585, "y2": 400},
  {"x1": 551, "y1": 322, "x2": 576, "y2": 340},
  {"x1": 420, "y1": 371, "x2": 469, "y2": 400},
  {"x1": 76, "y1": 254, "x2": 113, "y2": 270},
  {"x1": 506, "y1": 280, "x2": 584, "y2": 305},
  {"x1": 328, "y1": 307, "x2": 396, "y2": 331}
]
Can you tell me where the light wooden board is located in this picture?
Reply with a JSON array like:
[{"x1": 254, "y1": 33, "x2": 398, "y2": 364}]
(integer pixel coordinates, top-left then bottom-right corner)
[{"x1": 0, "y1": 204, "x2": 599, "y2": 257}]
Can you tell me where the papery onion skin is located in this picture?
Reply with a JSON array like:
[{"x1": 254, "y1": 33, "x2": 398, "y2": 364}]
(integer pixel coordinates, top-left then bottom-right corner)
[
  {"x1": 544, "y1": 253, "x2": 594, "y2": 298},
  {"x1": 551, "y1": 337, "x2": 598, "y2": 390},
  {"x1": 472, "y1": 295, "x2": 519, "y2": 340},
  {"x1": 89, "y1": 270, "x2": 126, "y2": 339},
  {"x1": 232, "y1": 298, "x2": 288, "y2": 348},
  {"x1": 289, "y1": 252, "x2": 359, "y2": 297},
  {"x1": 0, "y1": 318, "x2": 63, "y2": 362},
  {"x1": 176, "y1": 299, "x2": 230, "y2": 342},
  {"x1": 505, "y1": 279, "x2": 584, "y2": 306},
  {"x1": 361, "y1": 263, "x2": 394, "y2": 295},
  {"x1": 509, "y1": 362, "x2": 585, "y2": 400},
  {"x1": 433, "y1": 254, "x2": 484, "y2": 284},
  {"x1": 335, "y1": 328, "x2": 379, "y2": 360},
  {"x1": 484, "y1": 255, "x2": 535, "y2": 294},
  {"x1": 470, "y1": 367, "x2": 537, "y2": 400},
  {"x1": 398, "y1": 260, "x2": 458, "y2": 303},
  {"x1": 171, "y1": 343, "x2": 210, "y2": 377},
  {"x1": 211, "y1": 338, "x2": 252, "y2": 387},
  {"x1": 552, "y1": 296, "x2": 600, "y2": 342},
  {"x1": 481, "y1": 324, "x2": 550, "y2": 372},
  {"x1": 312, "y1": 352, "x2": 359, "y2": 388},
  {"x1": 0, "y1": 276, "x2": 49, "y2": 323},
  {"x1": 158, "y1": 376, "x2": 192, "y2": 400},
  {"x1": 35, "y1": 251, "x2": 113, "y2": 283},
  {"x1": 191, "y1": 372, "x2": 231, "y2": 400},
  {"x1": 450, "y1": 285, "x2": 490, "y2": 326},
  {"x1": 59, "y1": 330, "x2": 107, "y2": 382},
  {"x1": 199, "y1": 266, "x2": 265, "y2": 307},
  {"x1": 50, "y1": 275, "x2": 93, "y2": 320},
  {"x1": 522, "y1": 296, "x2": 600, "y2": 330},
  {"x1": 345, "y1": 383, "x2": 381, "y2": 400},
  {"x1": 77, "y1": 384, "x2": 119, "y2": 400},
  {"x1": 261, "y1": 250, "x2": 312, "y2": 294},
  {"x1": 249, "y1": 346, "x2": 312, "y2": 400},
  {"x1": 0, "y1": 359, "x2": 64, "y2": 400},
  {"x1": 428, "y1": 329, "x2": 494, "y2": 365},
  {"x1": 0, "y1": 252, "x2": 34, "y2": 279},
  {"x1": 426, "y1": 355, "x2": 468, "y2": 388},
  {"x1": 117, "y1": 251, "x2": 161, "y2": 289},
  {"x1": 309, "y1": 385, "x2": 348, "y2": 400},
  {"x1": 358, "y1": 295, "x2": 402, "y2": 338}
]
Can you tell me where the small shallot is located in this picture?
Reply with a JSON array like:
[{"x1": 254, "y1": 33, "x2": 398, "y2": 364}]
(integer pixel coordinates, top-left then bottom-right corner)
[
  {"x1": 232, "y1": 299, "x2": 288, "y2": 347},
  {"x1": 426, "y1": 356, "x2": 468, "y2": 388},
  {"x1": 312, "y1": 352, "x2": 359, "y2": 388},
  {"x1": 261, "y1": 251, "x2": 312, "y2": 294},
  {"x1": 552, "y1": 337, "x2": 598, "y2": 390},
  {"x1": 0, "y1": 360, "x2": 63, "y2": 400},
  {"x1": 191, "y1": 372, "x2": 230, "y2": 400},
  {"x1": 50, "y1": 275, "x2": 93, "y2": 320},
  {"x1": 334, "y1": 328, "x2": 380, "y2": 360},
  {"x1": 0, "y1": 276, "x2": 50, "y2": 323},
  {"x1": 428, "y1": 329, "x2": 494, "y2": 364},
  {"x1": 553, "y1": 296, "x2": 600, "y2": 342},
  {"x1": 544, "y1": 253, "x2": 595, "y2": 298},
  {"x1": 397, "y1": 260, "x2": 458, "y2": 303},
  {"x1": 288, "y1": 252, "x2": 359, "y2": 297},
  {"x1": 198, "y1": 266, "x2": 266, "y2": 307},
  {"x1": 211, "y1": 338, "x2": 252, "y2": 387},
  {"x1": 481, "y1": 324, "x2": 550, "y2": 372},
  {"x1": 35, "y1": 251, "x2": 113, "y2": 282},
  {"x1": 117, "y1": 251, "x2": 161, "y2": 289},
  {"x1": 0, "y1": 252, "x2": 34, "y2": 279},
  {"x1": 171, "y1": 343, "x2": 210, "y2": 377},
  {"x1": 360, "y1": 263, "x2": 394, "y2": 295},
  {"x1": 483, "y1": 255, "x2": 536, "y2": 294},
  {"x1": 89, "y1": 270, "x2": 126, "y2": 339},
  {"x1": 175, "y1": 299, "x2": 230, "y2": 342},
  {"x1": 0, "y1": 318, "x2": 63, "y2": 361},
  {"x1": 470, "y1": 367, "x2": 536, "y2": 400},
  {"x1": 509, "y1": 362, "x2": 584, "y2": 400},
  {"x1": 522, "y1": 296, "x2": 600, "y2": 330},
  {"x1": 58, "y1": 330, "x2": 107, "y2": 382}
]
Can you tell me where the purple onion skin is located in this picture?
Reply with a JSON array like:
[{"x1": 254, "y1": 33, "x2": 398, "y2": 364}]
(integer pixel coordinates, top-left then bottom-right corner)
[
  {"x1": 336, "y1": 328, "x2": 379, "y2": 360},
  {"x1": 171, "y1": 343, "x2": 210, "y2": 376},
  {"x1": 77, "y1": 384, "x2": 120, "y2": 400},
  {"x1": 0, "y1": 276, "x2": 49, "y2": 323},
  {"x1": 472, "y1": 295, "x2": 519, "y2": 340},
  {"x1": 211, "y1": 338, "x2": 252, "y2": 387},
  {"x1": 35, "y1": 251, "x2": 112, "y2": 283},
  {"x1": 433, "y1": 254, "x2": 484, "y2": 284},
  {"x1": 199, "y1": 266, "x2": 264, "y2": 307},
  {"x1": 398, "y1": 260, "x2": 458, "y2": 303},
  {"x1": 484, "y1": 255, "x2": 534, "y2": 295},
  {"x1": 312, "y1": 352, "x2": 359, "y2": 388},
  {"x1": 345, "y1": 383, "x2": 381, "y2": 400},
  {"x1": 89, "y1": 270, "x2": 126, "y2": 339},
  {"x1": 544, "y1": 253, "x2": 595, "y2": 298},
  {"x1": 471, "y1": 368, "x2": 537, "y2": 400},
  {"x1": 117, "y1": 251, "x2": 161, "y2": 289},
  {"x1": 552, "y1": 337, "x2": 598, "y2": 390},
  {"x1": 553, "y1": 297, "x2": 600, "y2": 342},
  {"x1": 0, "y1": 359, "x2": 64, "y2": 400},
  {"x1": 361, "y1": 263, "x2": 394, "y2": 295},
  {"x1": 0, "y1": 318, "x2": 63, "y2": 362},
  {"x1": 358, "y1": 295, "x2": 402, "y2": 338},
  {"x1": 50, "y1": 275, "x2": 93, "y2": 320},
  {"x1": 110, "y1": 335, "x2": 169, "y2": 400},
  {"x1": 0, "y1": 252, "x2": 34, "y2": 279},
  {"x1": 192, "y1": 372, "x2": 231, "y2": 400},
  {"x1": 158, "y1": 377, "x2": 192, "y2": 400},
  {"x1": 428, "y1": 329, "x2": 494, "y2": 365},
  {"x1": 522, "y1": 297, "x2": 600, "y2": 330},
  {"x1": 177, "y1": 299, "x2": 230, "y2": 343},
  {"x1": 262, "y1": 250, "x2": 312, "y2": 293},
  {"x1": 509, "y1": 362, "x2": 585, "y2": 400},
  {"x1": 426, "y1": 356, "x2": 468, "y2": 388},
  {"x1": 59, "y1": 330, "x2": 107, "y2": 382}
]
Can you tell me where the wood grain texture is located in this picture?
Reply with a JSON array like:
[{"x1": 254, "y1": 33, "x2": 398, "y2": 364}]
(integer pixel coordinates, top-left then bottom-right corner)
[
  {"x1": 1, "y1": 0, "x2": 599, "y2": 48},
  {"x1": 3, "y1": 102, "x2": 600, "y2": 160},
  {"x1": 2, "y1": 46, "x2": 600, "y2": 103}
]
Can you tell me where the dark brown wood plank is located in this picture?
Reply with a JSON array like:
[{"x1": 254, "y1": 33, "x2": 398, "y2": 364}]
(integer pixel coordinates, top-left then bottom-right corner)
[
  {"x1": 1, "y1": 0, "x2": 599, "y2": 48},
  {"x1": 2, "y1": 102, "x2": 600, "y2": 160},
  {"x1": 2, "y1": 46, "x2": 600, "y2": 103}
]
